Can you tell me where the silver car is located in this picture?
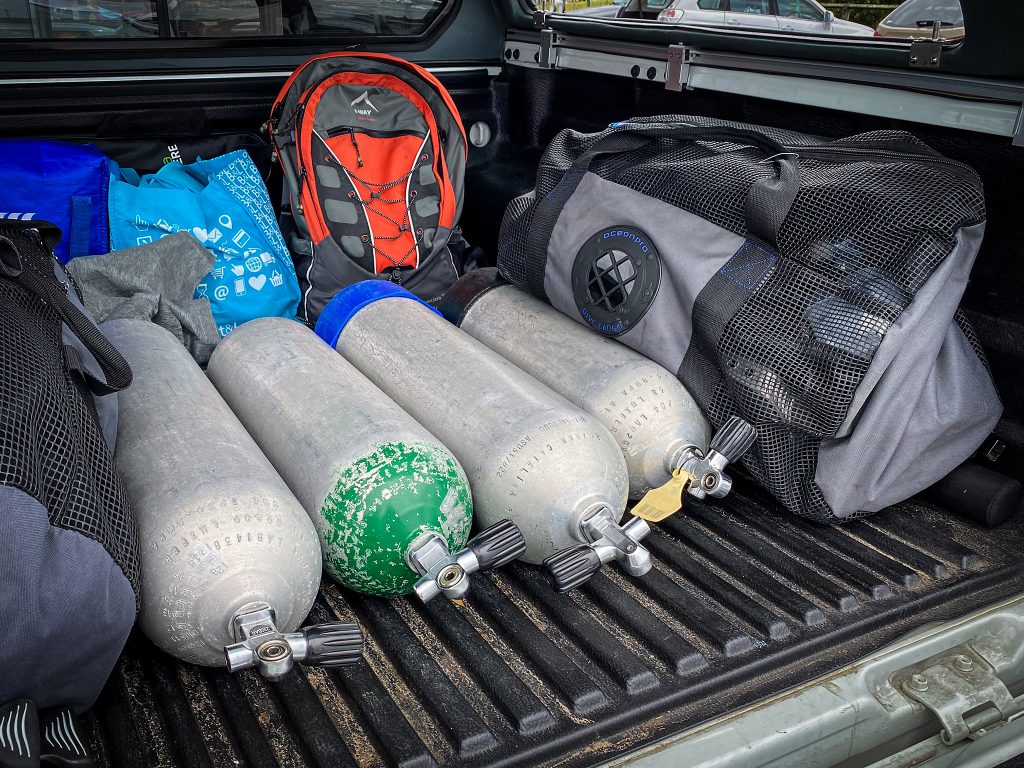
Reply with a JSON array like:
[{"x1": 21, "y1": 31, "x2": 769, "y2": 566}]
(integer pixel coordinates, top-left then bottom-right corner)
[{"x1": 657, "y1": 0, "x2": 875, "y2": 36}]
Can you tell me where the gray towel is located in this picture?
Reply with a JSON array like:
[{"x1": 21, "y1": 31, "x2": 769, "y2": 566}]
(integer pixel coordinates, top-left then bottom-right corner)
[{"x1": 67, "y1": 232, "x2": 219, "y2": 365}]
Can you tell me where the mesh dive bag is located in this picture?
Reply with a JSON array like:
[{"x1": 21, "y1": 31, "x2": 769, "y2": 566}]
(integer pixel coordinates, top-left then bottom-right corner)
[
  {"x1": 497, "y1": 116, "x2": 1001, "y2": 522},
  {"x1": 1, "y1": 220, "x2": 139, "y2": 711}
]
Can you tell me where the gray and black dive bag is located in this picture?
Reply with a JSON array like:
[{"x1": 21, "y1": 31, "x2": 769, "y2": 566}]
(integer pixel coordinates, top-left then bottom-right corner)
[
  {"x1": 0, "y1": 221, "x2": 139, "y2": 711},
  {"x1": 497, "y1": 116, "x2": 1001, "y2": 522}
]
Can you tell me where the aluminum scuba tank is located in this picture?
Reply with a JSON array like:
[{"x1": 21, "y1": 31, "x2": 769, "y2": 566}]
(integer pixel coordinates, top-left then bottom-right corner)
[
  {"x1": 207, "y1": 318, "x2": 525, "y2": 602},
  {"x1": 314, "y1": 281, "x2": 651, "y2": 593},
  {"x1": 439, "y1": 269, "x2": 756, "y2": 502},
  {"x1": 105, "y1": 319, "x2": 362, "y2": 679}
]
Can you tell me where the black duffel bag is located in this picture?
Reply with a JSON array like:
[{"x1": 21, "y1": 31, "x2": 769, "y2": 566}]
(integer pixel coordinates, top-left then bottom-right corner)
[
  {"x1": 1, "y1": 221, "x2": 139, "y2": 715},
  {"x1": 498, "y1": 115, "x2": 1001, "y2": 522}
]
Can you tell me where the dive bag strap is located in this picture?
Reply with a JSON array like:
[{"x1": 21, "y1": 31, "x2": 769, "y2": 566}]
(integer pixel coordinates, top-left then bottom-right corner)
[
  {"x1": 68, "y1": 195, "x2": 93, "y2": 260},
  {"x1": 523, "y1": 122, "x2": 801, "y2": 299},
  {"x1": 0, "y1": 221, "x2": 132, "y2": 396}
]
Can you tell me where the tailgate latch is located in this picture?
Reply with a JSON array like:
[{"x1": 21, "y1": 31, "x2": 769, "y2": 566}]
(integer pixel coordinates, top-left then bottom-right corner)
[
  {"x1": 539, "y1": 28, "x2": 558, "y2": 69},
  {"x1": 665, "y1": 44, "x2": 693, "y2": 91},
  {"x1": 909, "y1": 20, "x2": 943, "y2": 69},
  {"x1": 894, "y1": 645, "x2": 1023, "y2": 744}
]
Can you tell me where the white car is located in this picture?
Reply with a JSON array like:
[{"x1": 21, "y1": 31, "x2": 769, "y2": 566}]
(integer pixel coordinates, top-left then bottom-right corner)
[{"x1": 658, "y1": 0, "x2": 875, "y2": 36}]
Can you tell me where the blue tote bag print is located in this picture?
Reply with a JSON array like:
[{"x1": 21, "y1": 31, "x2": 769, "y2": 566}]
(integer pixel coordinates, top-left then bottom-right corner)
[{"x1": 109, "y1": 150, "x2": 300, "y2": 336}]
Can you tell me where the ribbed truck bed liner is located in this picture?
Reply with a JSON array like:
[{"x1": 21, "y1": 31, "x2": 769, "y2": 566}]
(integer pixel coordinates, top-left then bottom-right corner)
[{"x1": 85, "y1": 486, "x2": 1024, "y2": 767}]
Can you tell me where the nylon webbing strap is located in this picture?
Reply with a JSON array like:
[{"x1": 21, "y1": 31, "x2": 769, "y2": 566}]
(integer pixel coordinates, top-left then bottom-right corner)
[
  {"x1": 678, "y1": 239, "x2": 779, "y2": 429},
  {"x1": 523, "y1": 132, "x2": 649, "y2": 299},
  {"x1": 1, "y1": 222, "x2": 132, "y2": 395},
  {"x1": 64, "y1": 343, "x2": 110, "y2": 402},
  {"x1": 746, "y1": 156, "x2": 800, "y2": 247},
  {"x1": 522, "y1": 123, "x2": 801, "y2": 300},
  {"x1": 68, "y1": 196, "x2": 92, "y2": 260}
]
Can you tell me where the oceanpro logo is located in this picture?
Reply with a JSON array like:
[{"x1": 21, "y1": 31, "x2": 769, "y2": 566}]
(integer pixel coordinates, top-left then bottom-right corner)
[
  {"x1": 572, "y1": 224, "x2": 661, "y2": 337},
  {"x1": 350, "y1": 91, "x2": 379, "y2": 116},
  {"x1": 580, "y1": 305, "x2": 624, "y2": 335},
  {"x1": 602, "y1": 229, "x2": 650, "y2": 253}
]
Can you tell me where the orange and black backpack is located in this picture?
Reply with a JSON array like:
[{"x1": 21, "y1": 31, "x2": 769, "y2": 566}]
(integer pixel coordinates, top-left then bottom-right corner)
[{"x1": 269, "y1": 52, "x2": 468, "y2": 323}]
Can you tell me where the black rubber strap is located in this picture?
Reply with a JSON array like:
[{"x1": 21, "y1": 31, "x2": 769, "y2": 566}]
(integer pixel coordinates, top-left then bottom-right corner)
[{"x1": 523, "y1": 123, "x2": 801, "y2": 299}]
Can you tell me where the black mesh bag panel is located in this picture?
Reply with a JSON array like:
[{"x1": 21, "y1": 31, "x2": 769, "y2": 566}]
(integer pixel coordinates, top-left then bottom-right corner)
[
  {"x1": 498, "y1": 116, "x2": 987, "y2": 522},
  {"x1": 0, "y1": 225, "x2": 140, "y2": 594}
]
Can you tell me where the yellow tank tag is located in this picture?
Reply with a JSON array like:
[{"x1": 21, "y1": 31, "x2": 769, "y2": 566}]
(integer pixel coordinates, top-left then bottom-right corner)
[{"x1": 631, "y1": 469, "x2": 693, "y2": 522}]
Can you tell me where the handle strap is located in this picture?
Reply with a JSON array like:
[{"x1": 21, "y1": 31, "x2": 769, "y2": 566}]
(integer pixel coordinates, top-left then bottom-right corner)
[
  {"x1": 523, "y1": 122, "x2": 801, "y2": 298},
  {"x1": 0, "y1": 222, "x2": 132, "y2": 396}
]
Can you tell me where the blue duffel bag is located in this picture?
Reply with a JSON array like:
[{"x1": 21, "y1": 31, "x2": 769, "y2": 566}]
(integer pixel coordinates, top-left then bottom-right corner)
[{"x1": 0, "y1": 140, "x2": 111, "y2": 264}]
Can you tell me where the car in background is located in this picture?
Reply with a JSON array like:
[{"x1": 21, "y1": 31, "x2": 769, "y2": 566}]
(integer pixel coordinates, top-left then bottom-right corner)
[
  {"x1": 569, "y1": 0, "x2": 627, "y2": 18},
  {"x1": 875, "y1": 0, "x2": 963, "y2": 39},
  {"x1": 657, "y1": 0, "x2": 874, "y2": 36}
]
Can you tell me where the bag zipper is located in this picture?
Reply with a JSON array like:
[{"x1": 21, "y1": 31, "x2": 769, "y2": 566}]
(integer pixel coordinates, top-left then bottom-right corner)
[
  {"x1": 783, "y1": 142, "x2": 980, "y2": 184},
  {"x1": 325, "y1": 127, "x2": 424, "y2": 140}
]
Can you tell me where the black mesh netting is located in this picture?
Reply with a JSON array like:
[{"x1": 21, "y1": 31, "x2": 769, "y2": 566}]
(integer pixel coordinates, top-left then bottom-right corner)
[
  {"x1": 498, "y1": 115, "x2": 987, "y2": 522},
  {"x1": 0, "y1": 227, "x2": 140, "y2": 594}
]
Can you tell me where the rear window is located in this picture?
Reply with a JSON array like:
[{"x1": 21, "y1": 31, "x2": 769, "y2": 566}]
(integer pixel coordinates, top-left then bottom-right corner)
[
  {"x1": 0, "y1": 0, "x2": 158, "y2": 38},
  {"x1": 883, "y1": 0, "x2": 962, "y2": 27},
  {"x1": 0, "y1": 0, "x2": 445, "y2": 38}
]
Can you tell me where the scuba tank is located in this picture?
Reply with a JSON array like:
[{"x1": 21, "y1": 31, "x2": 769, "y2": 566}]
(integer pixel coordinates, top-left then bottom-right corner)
[
  {"x1": 105, "y1": 320, "x2": 362, "y2": 679},
  {"x1": 314, "y1": 281, "x2": 650, "y2": 593},
  {"x1": 439, "y1": 269, "x2": 755, "y2": 502},
  {"x1": 207, "y1": 318, "x2": 525, "y2": 602}
]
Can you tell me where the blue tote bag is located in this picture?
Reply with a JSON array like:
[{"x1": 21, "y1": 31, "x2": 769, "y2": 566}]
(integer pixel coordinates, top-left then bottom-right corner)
[
  {"x1": 109, "y1": 150, "x2": 300, "y2": 336},
  {"x1": 0, "y1": 139, "x2": 110, "y2": 264}
]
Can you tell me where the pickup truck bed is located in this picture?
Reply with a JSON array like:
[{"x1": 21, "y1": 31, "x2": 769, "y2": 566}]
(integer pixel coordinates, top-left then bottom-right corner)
[
  {"x1": 3, "y1": 19, "x2": 1019, "y2": 765},
  {"x1": 83, "y1": 487, "x2": 1024, "y2": 767}
]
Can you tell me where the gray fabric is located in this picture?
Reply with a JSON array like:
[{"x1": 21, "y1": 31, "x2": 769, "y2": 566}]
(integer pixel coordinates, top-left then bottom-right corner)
[
  {"x1": 414, "y1": 195, "x2": 440, "y2": 218},
  {"x1": 544, "y1": 172, "x2": 745, "y2": 373},
  {"x1": 0, "y1": 487, "x2": 136, "y2": 712},
  {"x1": 419, "y1": 163, "x2": 437, "y2": 186},
  {"x1": 302, "y1": 230, "x2": 459, "y2": 322},
  {"x1": 817, "y1": 221, "x2": 1001, "y2": 517},
  {"x1": 312, "y1": 86, "x2": 428, "y2": 136},
  {"x1": 315, "y1": 164, "x2": 342, "y2": 189},
  {"x1": 324, "y1": 199, "x2": 359, "y2": 225},
  {"x1": 834, "y1": 222, "x2": 986, "y2": 439},
  {"x1": 341, "y1": 235, "x2": 365, "y2": 259},
  {"x1": 66, "y1": 232, "x2": 219, "y2": 365}
]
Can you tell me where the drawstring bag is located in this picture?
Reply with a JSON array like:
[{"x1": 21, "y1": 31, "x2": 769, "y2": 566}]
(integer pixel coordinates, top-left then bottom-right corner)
[{"x1": 108, "y1": 150, "x2": 301, "y2": 336}]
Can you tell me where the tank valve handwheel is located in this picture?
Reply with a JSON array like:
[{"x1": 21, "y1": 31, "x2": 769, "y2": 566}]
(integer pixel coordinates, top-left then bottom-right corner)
[
  {"x1": 224, "y1": 604, "x2": 363, "y2": 680},
  {"x1": 678, "y1": 416, "x2": 757, "y2": 501},
  {"x1": 544, "y1": 508, "x2": 652, "y2": 593},
  {"x1": 408, "y1": 519, "x2": 527, "y2": 603}
]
